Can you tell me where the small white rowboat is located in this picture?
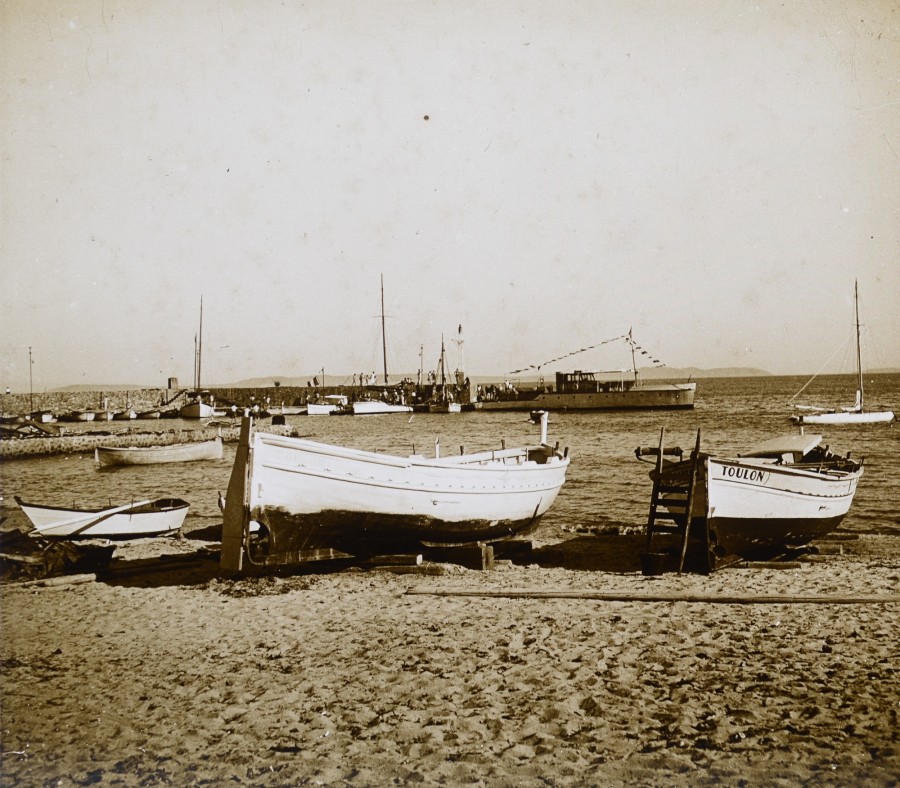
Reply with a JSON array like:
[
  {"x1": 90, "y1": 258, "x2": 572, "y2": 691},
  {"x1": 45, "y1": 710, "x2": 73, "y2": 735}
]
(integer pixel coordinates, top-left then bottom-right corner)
[
  {"x1": 94, "y1": 437, "x2": 224, "y2": 467},
  {"x1": 15, "y1": 496, "x2": 190, "y2": 538}
]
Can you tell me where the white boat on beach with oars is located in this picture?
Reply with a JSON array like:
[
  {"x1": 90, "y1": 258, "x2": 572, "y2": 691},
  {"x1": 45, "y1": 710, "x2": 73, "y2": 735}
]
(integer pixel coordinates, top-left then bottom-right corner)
[
  {"x1": 94, "y1": 436, "x2": 224, "y2": 467},
  {"x1": 220, "y1": 412, "x2": 570, "y2": 571},
  {"x1": 637, "y1": 429, "x2": 863, "y2": 572},
  {"x1": 15, "y1": 496, "x2": 190, "y2": 538},
  {"x1": 790, "y1": 281, "x2": 894, "y2": 425}
]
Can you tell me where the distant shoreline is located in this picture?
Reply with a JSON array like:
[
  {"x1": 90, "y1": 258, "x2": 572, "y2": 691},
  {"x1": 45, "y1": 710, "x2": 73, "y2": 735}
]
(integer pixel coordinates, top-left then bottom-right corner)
[{"x1": 31, "y1": 367, "x2": 900, "y2": 394}]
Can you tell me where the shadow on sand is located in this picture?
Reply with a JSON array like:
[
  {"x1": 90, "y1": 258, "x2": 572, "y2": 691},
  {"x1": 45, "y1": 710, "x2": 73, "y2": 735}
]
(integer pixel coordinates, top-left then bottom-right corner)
[{"x1": 530, "y1": 533, "x2": 646, "y2": 574}]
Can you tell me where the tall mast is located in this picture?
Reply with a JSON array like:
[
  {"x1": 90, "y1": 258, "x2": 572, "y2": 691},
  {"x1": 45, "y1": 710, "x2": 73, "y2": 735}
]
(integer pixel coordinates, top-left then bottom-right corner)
[
  {"x1": 854, "y1": 279, "x2": 863, "y2": 411},
  {"x1": 196, "y1": 297, "x2": 204, "y2": 390},
  {"x1": 28, "y1": 346, "x2": 33, "y2": 413},
  {"x1": 380, "y1": 275, "x2": 388, "y2": 385},
  {"x1": 628, "y1": 328, "x2": 638, "y2": 384}
]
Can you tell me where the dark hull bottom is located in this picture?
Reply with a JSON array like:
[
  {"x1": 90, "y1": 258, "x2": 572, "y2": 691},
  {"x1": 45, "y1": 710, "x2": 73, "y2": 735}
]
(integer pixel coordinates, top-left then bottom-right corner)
[
  {"x1": 704, "y1": 513, "x2": 849, "y2": 571},
  {"x1": 249, "y1": 507, "x2": 544, "y2": 565}
]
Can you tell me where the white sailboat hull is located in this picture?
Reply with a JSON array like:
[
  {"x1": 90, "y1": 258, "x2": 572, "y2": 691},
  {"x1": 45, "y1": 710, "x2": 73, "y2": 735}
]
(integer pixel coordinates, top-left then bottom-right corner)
[
  {"x1": 792, "y1": 410, "x2": 894, "y2": 425},
  {"x1": 352, "y1": 401, "x2": 413, "y2": 415}
]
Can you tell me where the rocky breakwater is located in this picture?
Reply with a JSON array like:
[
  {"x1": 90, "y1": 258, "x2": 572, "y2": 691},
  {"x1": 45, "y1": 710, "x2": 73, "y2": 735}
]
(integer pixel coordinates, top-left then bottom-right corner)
[{"x1": 0, "y1": 426, "x2": 242, "y2": 461}]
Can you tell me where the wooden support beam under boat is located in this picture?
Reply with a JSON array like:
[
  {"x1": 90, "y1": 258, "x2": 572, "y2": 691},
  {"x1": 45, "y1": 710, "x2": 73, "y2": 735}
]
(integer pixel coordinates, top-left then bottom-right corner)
[
  {"x1": 422, "y1": 544, "x2": 494, "y2": 570},
  {"x1": 220, "y1": 416, "x2": 253, "y2": 574}
]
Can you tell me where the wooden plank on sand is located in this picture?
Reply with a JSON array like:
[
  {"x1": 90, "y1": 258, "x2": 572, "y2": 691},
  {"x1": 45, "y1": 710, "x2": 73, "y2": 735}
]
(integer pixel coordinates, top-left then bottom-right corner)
[{"x1": 405, "y1": 588, "x2": 900, "y2": 604}]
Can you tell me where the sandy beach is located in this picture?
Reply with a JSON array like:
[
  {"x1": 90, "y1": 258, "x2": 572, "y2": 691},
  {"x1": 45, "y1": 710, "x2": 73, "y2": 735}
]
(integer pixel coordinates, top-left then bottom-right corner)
[{"x1": 2, "y1": 531, "x2": 899, "y2": 787}]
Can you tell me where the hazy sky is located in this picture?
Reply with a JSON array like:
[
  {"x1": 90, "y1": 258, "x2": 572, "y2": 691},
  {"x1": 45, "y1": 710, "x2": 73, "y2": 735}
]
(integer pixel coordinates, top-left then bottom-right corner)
[{"x1": 2, "y1": 1, "x2": 898, "y2": 392}]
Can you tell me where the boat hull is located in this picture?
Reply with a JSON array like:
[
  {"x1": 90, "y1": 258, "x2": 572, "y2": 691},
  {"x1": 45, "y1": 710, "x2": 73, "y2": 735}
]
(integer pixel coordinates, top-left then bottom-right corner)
[
  {"x1": 235, "y1": 427, "x2": 569, "y2": 561},
  {"x1": 792, "y1": 411, "x2": 894, "y2": 425},
  {"x1": 95, "y1": 438, "x2": 224, "y2": 467},
  {"x1": 352, "y1": 401, "x2": 413, "y2": 415},
  {"x1": 16, "y1": 497, "x2": 190, "y2": 538},
  {"x1": 657, "y1": 454, "x2": 862, "y2": 570},
  {"x1": 179, "y1": 402, "x2": 216, "y2": 419},
  {"x1": 307, "y1": 403, "x2": 340, "y2": 415},
  {"x1": 478, "y1": 383, "x2": 696, "y2": 412}
]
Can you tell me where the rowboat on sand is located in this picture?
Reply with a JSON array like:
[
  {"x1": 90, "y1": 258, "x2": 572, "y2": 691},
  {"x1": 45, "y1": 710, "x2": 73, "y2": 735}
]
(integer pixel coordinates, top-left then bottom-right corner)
[
  {"x1": 15, "y1": 496, "x2": 191, "y2": 538},
  {"x1": 220, "y1": 413, "x2": 570, "y2": 571},
  {"x1": 94, "y1": 437, "x2": 224, "y2": 467},
  {"x1": 637, "y1": 429, "x2": 863, "y2": 572}
]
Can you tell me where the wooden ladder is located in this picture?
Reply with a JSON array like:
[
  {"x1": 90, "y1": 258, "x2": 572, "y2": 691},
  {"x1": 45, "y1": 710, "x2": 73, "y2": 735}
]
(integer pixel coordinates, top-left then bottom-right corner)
[{"x1": 644, "y1": 428, "x2": 702, "y2": 574}]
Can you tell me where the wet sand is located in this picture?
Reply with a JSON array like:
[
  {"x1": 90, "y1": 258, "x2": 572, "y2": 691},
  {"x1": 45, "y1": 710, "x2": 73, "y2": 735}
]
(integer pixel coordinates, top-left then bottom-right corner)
[{"x1": 2, "y1": 532, "x2": 899, "y2": 787}]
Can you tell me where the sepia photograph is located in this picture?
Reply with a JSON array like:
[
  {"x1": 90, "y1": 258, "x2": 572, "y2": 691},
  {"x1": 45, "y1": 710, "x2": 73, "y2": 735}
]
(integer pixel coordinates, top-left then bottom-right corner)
[{"x1": 2, "y1": 1, "x2": 899, "y2": 785}]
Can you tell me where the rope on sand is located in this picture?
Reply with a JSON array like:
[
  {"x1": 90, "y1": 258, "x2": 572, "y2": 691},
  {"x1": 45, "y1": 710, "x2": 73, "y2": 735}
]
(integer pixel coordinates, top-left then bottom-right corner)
[{"x1": 405, "y1": 588, "x2": 900, "y2": 605}]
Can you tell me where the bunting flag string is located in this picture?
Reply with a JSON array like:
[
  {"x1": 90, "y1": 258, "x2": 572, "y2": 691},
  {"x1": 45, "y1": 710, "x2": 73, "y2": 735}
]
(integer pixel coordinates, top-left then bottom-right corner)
[{"x1": 507, "y1": 333, "x2": 669, "y2": 375}]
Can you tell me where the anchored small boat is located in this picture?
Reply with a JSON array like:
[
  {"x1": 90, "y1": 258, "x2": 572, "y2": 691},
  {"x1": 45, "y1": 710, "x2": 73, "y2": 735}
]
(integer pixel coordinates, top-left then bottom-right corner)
[
  {"x1": 94, "y1": 437, "x2": 224, "y2": 467},
  {"x1": 15, "y1": 496, "x2": 190, "y2": 538},
  {"x1": 220, "y1": 414, "x2": 570, "y2": 571},
  {"x1": 637, "y1": 429, "x2": 863, "y2": 572}
]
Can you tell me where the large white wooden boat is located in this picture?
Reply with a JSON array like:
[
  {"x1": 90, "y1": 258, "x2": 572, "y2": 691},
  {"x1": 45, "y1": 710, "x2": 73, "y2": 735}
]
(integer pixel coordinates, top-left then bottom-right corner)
[
  {"x1": 94, "y1": 437, "x2": 224, "y2": 467},
  {"x1": 791, "y1": 281, "x2": 894, "y2": 425},
  {"x1": 16, "y1": 496, "x2": 190, "y2": 538},
  {"x1": 220, "y1": 414, "x2": 570, "y2": 571},
  {"x1": 638, "y1": 431, "x2": 863, "y2": 571}
]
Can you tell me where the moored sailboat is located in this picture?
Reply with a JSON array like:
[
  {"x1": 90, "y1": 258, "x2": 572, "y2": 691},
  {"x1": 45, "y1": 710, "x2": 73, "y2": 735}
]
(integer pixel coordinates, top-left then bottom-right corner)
[
  {"x1": 352, "y1": 275, "x2": 412, "y2": 415},
  {"x1": 180, "y1": 298, "x2": 220, "y2": 419},
  {"x1": 790, "y1": 281, "x2": 894, "y2": 425}
]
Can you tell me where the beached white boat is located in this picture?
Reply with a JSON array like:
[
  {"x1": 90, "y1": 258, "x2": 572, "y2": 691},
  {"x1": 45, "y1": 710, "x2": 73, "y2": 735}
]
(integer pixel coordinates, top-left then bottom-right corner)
[
  {"x1": 15, "y1": 496, "x2": 190, "y2": 538},
  {"x1": 790, "y1": 281, "x2": 894, "y2": 425},
  {"x1": 638, "y1": 431, "x2": 863, "y2": 571},
  {"x1": 94, "y1": 437, "x2": 224, "y2": 467},
  {"x1": 307, "y1": 394, "x2": 349, "y2": 415},
  {"x1": 220, "y1": 413, "x2": 570, "y2": 570},
  {"x1": 352, "y1": 400, "x2": 413, "y2": 415}
]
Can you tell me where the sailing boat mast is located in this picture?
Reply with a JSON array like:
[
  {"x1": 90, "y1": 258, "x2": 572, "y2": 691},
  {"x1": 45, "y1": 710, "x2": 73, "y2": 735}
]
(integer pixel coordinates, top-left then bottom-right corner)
[
  {"x1": 628, "y1": 329, "x2": 639, "y2": 385},
  {"x1": 195, "y1": 297, "x2": 204, "y2": 390},
  {"x1": 380, "y1": 275, "x2": 389, "y2": 385},
  {"x1": 854, "y1": 279, "x2": 864, "y2": 412}
]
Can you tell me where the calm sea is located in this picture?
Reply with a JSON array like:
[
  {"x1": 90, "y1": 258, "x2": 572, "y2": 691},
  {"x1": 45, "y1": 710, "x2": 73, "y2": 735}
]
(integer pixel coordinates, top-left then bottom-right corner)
[{"x1": 2, "y1": 375, "x2": 898, "y2": 539}]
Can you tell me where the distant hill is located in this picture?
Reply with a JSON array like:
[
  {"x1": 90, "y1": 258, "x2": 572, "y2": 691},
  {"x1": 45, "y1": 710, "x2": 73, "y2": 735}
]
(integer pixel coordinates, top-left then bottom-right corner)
[
  {"x1": 49, "y1": 383, "x2": 156, "y2": 392},
  {"x1": 637, "y1": 366, "x2": 771, "y2": 379},
  {"x1": 49, "y1": 366, "x2": 774, "y2": 391},
  {"x1": 46, "y1": 367, "x2": 900, "y2": 392}
]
